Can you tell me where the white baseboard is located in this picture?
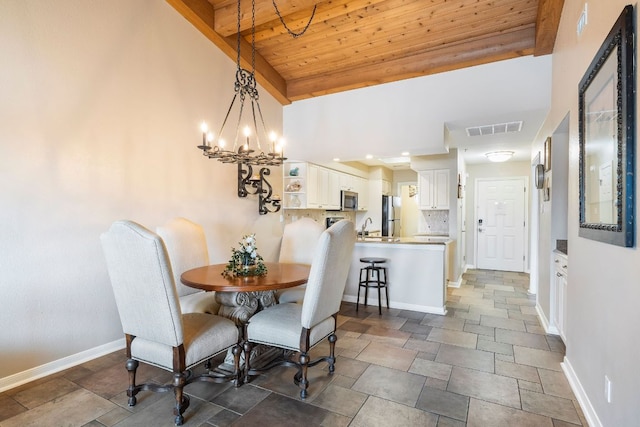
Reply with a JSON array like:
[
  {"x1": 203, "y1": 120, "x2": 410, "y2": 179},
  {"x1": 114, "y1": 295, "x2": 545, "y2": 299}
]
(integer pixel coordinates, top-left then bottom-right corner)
[
  {"x1": 562, "y1": 357, "x2": 602, "y2": 427},
  {"x1": 535, "y1": 303, "x2": 559, "y2": 335},
  {"x1": 342, "y1": 295, "x2": 447, "y2": 315},
  {"x1": 447, "y1": 278, "x2": 462, "y2": 288},
  {"x1": 466, "y1": 264, "x2": 476, "y2": 270},
  {"x1": 0, "y1": 338, "x2": 126, "y2": 393}
]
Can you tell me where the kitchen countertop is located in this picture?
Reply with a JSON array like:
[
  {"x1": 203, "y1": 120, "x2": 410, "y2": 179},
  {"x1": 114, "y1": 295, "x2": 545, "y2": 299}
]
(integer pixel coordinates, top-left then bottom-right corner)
[{"x1": 356, "y1": 236, "x2": 452, "y2": 245}]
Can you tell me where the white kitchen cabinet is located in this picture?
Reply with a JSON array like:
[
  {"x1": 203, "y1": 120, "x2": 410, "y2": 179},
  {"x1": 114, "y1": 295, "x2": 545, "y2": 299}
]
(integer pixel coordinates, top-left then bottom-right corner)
[
  {"x1": 553, "y1": 252, "x2": 568, "y2": 342},
  {"x1": 328, "y1": 169, "x2": 341, "y2": 209},
  {"x1": 339, "y1": 173, "x2": 356, "y2": 191},
  {"x1": 283, "y1": 161, "x2": 361, "y2": 211},
  {"x1": 418, "y1": 169, "x2": 450, "y2": 210},
  {"x1": 382, "y1": 179, "x2": 392, "y2": 196},
  {"x1": 355, "y1": 176, "x2": 369, "y2": 211},
  {"x1": 307, "y1": 164, "x2": 340, "y2": 210}
]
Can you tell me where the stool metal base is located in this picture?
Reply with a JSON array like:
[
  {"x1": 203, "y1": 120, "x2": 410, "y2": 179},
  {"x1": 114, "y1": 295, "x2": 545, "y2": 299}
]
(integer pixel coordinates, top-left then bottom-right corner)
[{"x1": 356, "y1": 259, "x2": 389, "y2": 315}]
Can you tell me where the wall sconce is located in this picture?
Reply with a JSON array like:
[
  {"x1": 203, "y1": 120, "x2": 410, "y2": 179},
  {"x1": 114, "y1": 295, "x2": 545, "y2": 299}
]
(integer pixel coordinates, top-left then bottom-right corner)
[{"x1": 237, "y1": 164, "x2": 281, "y2": 215}]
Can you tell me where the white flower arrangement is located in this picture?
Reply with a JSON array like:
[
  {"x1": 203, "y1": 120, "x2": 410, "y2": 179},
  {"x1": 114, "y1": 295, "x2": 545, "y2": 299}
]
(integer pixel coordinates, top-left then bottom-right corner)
[{"x1": 222, "y1": 233, "x2": 267, "y2": 278}]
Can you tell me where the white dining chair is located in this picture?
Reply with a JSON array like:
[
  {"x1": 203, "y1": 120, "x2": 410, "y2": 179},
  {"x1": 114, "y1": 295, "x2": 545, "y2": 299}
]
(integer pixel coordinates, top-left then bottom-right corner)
[
  {"x1": 276, "y1": 217, "x2": 325, "y2": 304},
  {"x1": 101, "y1": 220, "x2": 241, "y2": 425},
  {"x1": 157, "y1": 217, "x2": 220, "y2": 314},
  {"x1": 243, "y1": 220, "x2": 356, "y2": 398}
]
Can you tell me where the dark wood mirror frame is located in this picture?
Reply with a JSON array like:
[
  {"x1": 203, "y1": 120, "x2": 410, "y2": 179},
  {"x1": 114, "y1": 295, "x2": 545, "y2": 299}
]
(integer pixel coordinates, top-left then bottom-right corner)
[{"x1": 578, "y1": 5, "x2": 635, "y2": 247}]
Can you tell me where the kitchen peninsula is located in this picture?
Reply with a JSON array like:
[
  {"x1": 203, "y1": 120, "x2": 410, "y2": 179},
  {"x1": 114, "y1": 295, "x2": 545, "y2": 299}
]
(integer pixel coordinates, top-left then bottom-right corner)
[{"x1": 343, "y1": 237, "x2": 453, "y2": 315}]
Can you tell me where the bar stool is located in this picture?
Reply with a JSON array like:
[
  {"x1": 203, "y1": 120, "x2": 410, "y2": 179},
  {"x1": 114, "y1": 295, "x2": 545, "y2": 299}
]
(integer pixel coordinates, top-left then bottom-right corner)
[{"x1": 357, "y1": 257, "x2": 389, "y2": 315}]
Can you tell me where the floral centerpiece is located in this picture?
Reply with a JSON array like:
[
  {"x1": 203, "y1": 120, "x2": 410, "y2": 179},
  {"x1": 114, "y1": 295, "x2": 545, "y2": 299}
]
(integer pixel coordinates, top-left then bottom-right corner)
[{"x1": 222, "y1": 234, "x2": 267, "y2": 278}]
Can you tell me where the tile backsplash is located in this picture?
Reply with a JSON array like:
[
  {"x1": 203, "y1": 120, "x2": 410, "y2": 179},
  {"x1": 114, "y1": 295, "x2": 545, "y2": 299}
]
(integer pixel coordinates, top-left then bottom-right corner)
[
  {"x1": 283, "y1": 210, "x2": 355, "y2": 227},
  {"x1": 421, "y1": 210, "x2": 449, "y2": 235}
]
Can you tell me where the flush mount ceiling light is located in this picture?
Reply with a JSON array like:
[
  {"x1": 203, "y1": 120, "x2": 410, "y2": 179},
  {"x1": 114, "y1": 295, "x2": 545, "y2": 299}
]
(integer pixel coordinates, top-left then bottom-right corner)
[{"x1": 485, "y1": 151, "x2": 515, "y2": 162}]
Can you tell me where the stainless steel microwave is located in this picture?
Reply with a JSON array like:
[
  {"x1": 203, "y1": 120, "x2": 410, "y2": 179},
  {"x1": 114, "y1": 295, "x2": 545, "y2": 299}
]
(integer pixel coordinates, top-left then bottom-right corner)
[{"x1": 341, "y1": 190, "x2": 358, "y2": 211}]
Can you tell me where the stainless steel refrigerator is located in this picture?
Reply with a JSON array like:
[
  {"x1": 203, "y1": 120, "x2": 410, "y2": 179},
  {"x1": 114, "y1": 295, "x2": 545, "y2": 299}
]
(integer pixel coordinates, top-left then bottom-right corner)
[{"x1": 382, "y1": 195, "x2": 401, "y2": 237}]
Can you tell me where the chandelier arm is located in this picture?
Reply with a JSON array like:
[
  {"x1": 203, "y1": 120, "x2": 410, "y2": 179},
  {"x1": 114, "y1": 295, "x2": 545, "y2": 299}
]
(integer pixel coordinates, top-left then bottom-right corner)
[
  {"x1": 253, "y1": 98, "x2": 270, "y2": 151},
  {"x1": 250, "y1": 99, "x2": 262, "y2": 151},
  {"x1": 217, "y1": 92, "x2": 239, "y2": 144},
  {"x1": 272, "y1": 0, "x2": 316, "y2": 38}
]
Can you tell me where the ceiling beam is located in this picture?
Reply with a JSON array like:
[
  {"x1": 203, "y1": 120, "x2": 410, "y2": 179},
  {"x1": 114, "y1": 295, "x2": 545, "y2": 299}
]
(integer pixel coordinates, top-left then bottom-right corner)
[
  {"x1": 534, "y1": 0, "x2": 564, "y2": 55},
  {"x1": 166, "y1": 0, "x2": 291, "y2": 105},
  {"x1": 286, "y1": 27, "x2": 536, "y2": 101}
]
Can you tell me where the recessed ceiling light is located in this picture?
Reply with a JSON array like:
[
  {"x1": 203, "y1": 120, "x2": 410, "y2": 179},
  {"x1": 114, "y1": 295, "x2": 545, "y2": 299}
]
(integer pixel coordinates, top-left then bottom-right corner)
[
  {"x1": 365, "y1": 154, "x2": 373, "y2": 159},
  {"x1": 333, "y1": 158, "x2": 340, "y2": 162},
  {"x1": 401, "y1": 151, "x2": 410, "y2": 156}
]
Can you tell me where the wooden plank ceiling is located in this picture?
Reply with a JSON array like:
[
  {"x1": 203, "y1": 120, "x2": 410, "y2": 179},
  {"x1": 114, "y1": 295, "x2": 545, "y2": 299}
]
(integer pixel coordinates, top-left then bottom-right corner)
[{"x1": 167, "y1": 0, "x2": 563, "y2": 105}]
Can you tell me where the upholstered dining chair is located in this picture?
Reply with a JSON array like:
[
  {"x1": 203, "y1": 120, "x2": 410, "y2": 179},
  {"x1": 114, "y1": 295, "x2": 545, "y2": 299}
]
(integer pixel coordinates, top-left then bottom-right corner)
[
  {"x1": 157, "y1": 217, "x2": 220, "y2": 314},
  {"x1": 244, "y1": 219, "x2": 356, "y2": 399},
  {"x1": 276, "y1": 217, "x2": 325, "y2": 304},
  {"x1": 101, "y1": 220, "x2": 241, "y2": 426}
]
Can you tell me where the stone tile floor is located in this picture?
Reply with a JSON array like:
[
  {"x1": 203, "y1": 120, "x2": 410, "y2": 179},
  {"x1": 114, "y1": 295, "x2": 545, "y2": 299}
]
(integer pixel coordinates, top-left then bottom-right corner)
[{"x1": 0, "y1": 270, "x2": 588, "y2": 426}]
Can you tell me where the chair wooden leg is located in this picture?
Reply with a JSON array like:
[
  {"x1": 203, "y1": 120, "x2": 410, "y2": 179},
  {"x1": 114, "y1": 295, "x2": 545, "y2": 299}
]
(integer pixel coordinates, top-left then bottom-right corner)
[
  {"x1": 328, "y1": 333, "x2": 337, "y2": 373},
  {"x1": 125, "y1": 359, "x2": 139, "y2": 406},
  {"x1": 243, "y1": 341, "x2": 253, "y2": 384},
  {"x1": 172, "y1": 372, "x2": 190, "y2": 426},
  {"x1": 232, "y1": 344, "x2": 242, "y2": 386},
  {"x1": 298, "y1": 352, "x2": 309, "y2": 399}
]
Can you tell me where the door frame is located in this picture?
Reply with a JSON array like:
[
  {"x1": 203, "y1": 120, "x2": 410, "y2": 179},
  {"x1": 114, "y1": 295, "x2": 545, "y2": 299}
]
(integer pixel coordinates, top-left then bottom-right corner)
[{"x1": 473, "y1": 176, "x2": 529, "y2": 273}]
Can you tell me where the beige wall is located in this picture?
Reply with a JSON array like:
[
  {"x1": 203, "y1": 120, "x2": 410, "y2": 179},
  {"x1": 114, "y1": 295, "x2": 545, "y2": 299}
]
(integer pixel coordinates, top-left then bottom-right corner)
[
  {"x1": 533, "y1": 2, "x2": 640, "y2": 425},
  {"x1": 0, "y1": 0, "x2": 283, "y2": 383}
]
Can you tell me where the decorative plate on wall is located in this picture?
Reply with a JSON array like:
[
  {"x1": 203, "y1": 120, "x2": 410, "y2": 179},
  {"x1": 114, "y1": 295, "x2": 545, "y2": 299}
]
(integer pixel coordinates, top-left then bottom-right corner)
[{"x1": 535, "y1": 164, "x2": 545, "y2": 189}]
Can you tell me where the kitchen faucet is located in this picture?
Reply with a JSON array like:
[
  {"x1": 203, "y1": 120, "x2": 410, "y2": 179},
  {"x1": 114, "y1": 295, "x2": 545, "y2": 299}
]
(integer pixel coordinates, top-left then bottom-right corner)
[{"x1": 361, "y1": 217, "x2": 373, "y2": 236}]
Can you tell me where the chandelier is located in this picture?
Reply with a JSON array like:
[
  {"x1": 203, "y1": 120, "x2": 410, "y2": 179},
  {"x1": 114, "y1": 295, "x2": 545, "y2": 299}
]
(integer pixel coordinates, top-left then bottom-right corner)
[
  {"x1": 198, "y1": 0, "x2": 286, "y2": 167},
  {"x1": 195, "y1": 0, "x2": 315, "y2": 215}
]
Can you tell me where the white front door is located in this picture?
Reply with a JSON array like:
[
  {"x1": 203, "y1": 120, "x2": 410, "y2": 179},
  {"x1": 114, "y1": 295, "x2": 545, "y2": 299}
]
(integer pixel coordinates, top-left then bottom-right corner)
[{"x1": 476, "y1": 178, "x2": 526, "y2": 272}]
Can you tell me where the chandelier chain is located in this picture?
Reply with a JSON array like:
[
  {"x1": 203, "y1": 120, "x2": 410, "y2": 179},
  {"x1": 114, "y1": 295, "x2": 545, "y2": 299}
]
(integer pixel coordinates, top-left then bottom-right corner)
[
  {"x1": 252, "y1": 0, "x2": 256, "y2": 73},
  {"x1": 272, "y1": 0, "x2": 316, "y2": 38}
]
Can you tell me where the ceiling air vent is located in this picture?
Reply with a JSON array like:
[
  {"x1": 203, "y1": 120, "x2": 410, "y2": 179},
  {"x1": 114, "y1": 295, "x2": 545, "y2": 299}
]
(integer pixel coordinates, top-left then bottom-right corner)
[{"x1": 466, "y1": 121, "x2": 523, "y2": 137}]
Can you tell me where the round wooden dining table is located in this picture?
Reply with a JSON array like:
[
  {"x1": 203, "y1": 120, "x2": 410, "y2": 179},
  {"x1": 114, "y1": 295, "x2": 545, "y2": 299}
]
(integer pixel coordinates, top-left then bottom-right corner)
[
  {"x1": 181, "y1": 262, "x2": 311, "y2": 372},
  {"x1": 181, "y1": 262, "x2": 311, "y2": 325}
]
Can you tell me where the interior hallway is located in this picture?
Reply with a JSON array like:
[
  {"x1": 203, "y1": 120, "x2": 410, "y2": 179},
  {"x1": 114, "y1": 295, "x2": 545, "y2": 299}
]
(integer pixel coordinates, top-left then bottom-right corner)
[{"x1": 0, "y1": 270, "x2": 587, "y2": 426}]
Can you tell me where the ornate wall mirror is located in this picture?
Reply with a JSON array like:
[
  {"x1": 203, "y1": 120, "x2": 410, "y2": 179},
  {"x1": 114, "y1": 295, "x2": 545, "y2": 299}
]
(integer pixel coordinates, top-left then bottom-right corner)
[{"x1": 579, "y1": 5, "x2": 635, "y2": 247}]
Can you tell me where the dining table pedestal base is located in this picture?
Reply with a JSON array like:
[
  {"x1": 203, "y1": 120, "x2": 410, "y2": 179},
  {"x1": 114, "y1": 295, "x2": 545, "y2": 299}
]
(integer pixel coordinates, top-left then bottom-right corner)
[
  {"x1": 215, "y1": 290, "x2": 277, "y2": 325},
  {"x1": 214, "y1": 290, "x2": 281, "y2": 373}
]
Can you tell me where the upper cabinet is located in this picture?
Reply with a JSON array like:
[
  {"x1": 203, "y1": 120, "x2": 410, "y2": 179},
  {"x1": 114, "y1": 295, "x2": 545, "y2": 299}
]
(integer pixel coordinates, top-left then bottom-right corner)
[
  {"x1": 382, "y1": 179, "x2": 392, "y2": 196},
  {"x1": 354, "y1": 176, "x2": 369, "y2": 211},
  {"x1": 284, "y1": 161, "x2": 369, "y2": 211},
  {"x1": 307, "y1": 164, "x2": 341, "y2": 210},
  {"x1": 418, "y1": 169, "x2": 450, "y2": 210}
]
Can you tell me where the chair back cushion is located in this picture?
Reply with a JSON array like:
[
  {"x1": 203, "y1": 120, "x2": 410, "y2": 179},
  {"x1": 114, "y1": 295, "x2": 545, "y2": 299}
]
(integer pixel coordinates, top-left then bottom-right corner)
[
  {"x1": 279, "y1": 218, "x2": 324, "y2": 265},
  {"x1": 101, "y1": 220, "x2": 183, "y2": 347},
  {"x1": 156, "y1": 218, "x2": 209, "y2": 297},
  {"x1": 301, "y1": 220, "x2": 356, "y2": 329}
]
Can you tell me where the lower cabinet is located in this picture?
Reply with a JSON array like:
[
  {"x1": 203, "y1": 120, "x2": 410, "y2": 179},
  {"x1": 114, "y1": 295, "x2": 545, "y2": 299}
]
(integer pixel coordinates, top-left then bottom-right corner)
[{"x1": 553, "y1": 252, "x2": 568, "y2": 342}]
